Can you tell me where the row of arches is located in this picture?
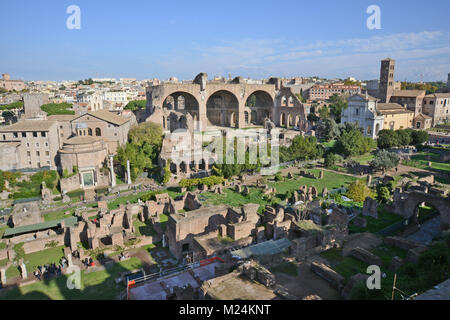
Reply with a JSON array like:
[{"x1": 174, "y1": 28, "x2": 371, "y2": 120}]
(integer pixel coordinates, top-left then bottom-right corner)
[
  {"x1": 77, "y1": 127, "x2": 102, "y2": 137},
  {"x1": 280, "y1": 96, "x2": 295, "y2": 107},
  {"x1": 279, "y1": 113, "x2": 302, "y2": 128},
  {"x1": 161, "y1": 90, "x2": 274, "y2": 128},
  {"x1": 169, "y1": 158, "x2": 215, "y2": 174}
]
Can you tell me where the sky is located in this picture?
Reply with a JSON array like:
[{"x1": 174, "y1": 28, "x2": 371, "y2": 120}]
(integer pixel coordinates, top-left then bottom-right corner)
[{"x1": 1, "y1": 0, "x2": 450, "y2": 82}]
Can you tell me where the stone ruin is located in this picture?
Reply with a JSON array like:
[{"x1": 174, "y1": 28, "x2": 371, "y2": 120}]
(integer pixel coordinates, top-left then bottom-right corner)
[
  {"x1": 264, "y1": 117, "x2": 276, "y2": 133},
  {"x1": 299, "y1": 170, "x2": 317, "y2": 179},
  {"x1": 9, "y1": 201, "x2": 43, "y2": 227},
  {"x1": 362, "y1": 197, "x2": 378, "y2": 219},
  {"x1": 241, "y1": 260, "x2": 276, "y2": 288},
  {"x1": 40, "y1": 182, "x2": 53, "y2": 204}
]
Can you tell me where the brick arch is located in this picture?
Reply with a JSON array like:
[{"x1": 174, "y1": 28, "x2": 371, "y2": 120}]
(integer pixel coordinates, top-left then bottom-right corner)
[
  {"x1": 401, "y1": 192, "x2": 450, "y2": 230},
  {"x1": 243, "y1": 89, "x2": 275, "y2": 106},
  {"x1": 206, "y1": 90, "x2": 239, "y2": 127},
  {"x1": 162, "y1": 91, "x2": 200, "y2": 112}
]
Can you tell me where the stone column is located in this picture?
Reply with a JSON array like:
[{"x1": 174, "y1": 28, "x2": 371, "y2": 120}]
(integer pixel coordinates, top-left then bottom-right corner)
[
  {"x1": 198, "y1": 97, "x2": 207, "y2": 131},
  {"x1": 237, "y1": 101, "x2": 245, "y2": 129},
  {"x1": 126, "y1": 160, "x2": 132, "y2": 185},
  {"x1": 109, "y1": 155, "x2": 116, "y2": 187},
  {"x1": 67, "y1": 252, "x2": 73, "y2": 267},
  {"x1": 20, "y1": 262, "x2": 27, "y2": 279},
  {"x1": 0, "y1": 268, "x2": 6, "y2": 285}
]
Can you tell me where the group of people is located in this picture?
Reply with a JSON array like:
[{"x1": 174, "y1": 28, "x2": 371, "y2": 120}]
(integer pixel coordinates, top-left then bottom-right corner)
[
  {"x1": 33, "y1": 261, "x2": 64, "y2": 281},
  {"x1": 82, "y1": 257, "x2": 95, "y2": 267}
]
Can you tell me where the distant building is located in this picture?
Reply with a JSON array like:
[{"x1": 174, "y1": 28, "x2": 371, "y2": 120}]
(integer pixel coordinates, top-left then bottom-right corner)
[
  {"x1": 413, "y1": 113, "x2": 432, "y2": 130},
  {"x1": 389, "y1": 90, "x2": 426, "y2": 117},
  {"x1": 0, "y1": 120, "x2": 60, "y2": 170},
  {"x1": 0, "y1": 73, "x2": 25, "y2": 92},
  {"x1": 377, "y1": 103, "x2": 414, "y2": 130},
  {"x1": 378, "y1": 58, "x2": 396, "y2": 103},
  {"x1": 76, "y1": 92, "x2": 104, "y2": 111},
  {"x1": 423, "y1": 93, "x2": 450, "y2": 126},
  {"x1": 23, "y1": 93, "x2": 49, "y2": 119},
  {"x1": 70, "y1": 110, "x2": 136, "y2": 154},
  {"x1": 342, "y1": 94, "x2": 384, "y2": 139},
  {"x1": 103, "y1": 91, "x2": 128, "y2": 104},
  {"x1": 308, "y1": 84, "x2": 361, "y2": 101}
]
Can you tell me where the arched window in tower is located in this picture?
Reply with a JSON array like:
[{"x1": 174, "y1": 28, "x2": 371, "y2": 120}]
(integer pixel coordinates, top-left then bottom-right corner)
[
  {"x1": 95, "y1": 128, "x2": 101, "y2": 136},
  {"x1": 88, "y1": 128, "x2": 92, "y2": 136}
]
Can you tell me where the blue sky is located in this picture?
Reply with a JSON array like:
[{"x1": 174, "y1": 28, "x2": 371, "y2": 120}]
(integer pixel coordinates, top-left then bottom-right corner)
[{"x1": 1, "y1": 0, "x2": 449, "y2": 82}]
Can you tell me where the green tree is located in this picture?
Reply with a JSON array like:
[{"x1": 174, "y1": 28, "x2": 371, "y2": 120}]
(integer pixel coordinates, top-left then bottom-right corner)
[
  {"x1": 317, "y1": 119, "x2": 340, "y2": 141},
  {"x1": 377, "y1": 129, "x2": 398, "y2": 149},
  {"x1": 161, "y1": 160, "x2": 171, "y2": 185},
  {"x1": 411, "y1": 130, "x2": 429, "y2": 145},
  {"x1": 369, "y1": 150, "x2": 400, "y2": 171},
  {"x1": 280, "y1": 135, "x2": 323, "y2": 162},
  {"x1": 346, "y1": 180, "x2": 373, "y2": 202},
  {"x1": 376, "y1": 185, "x2": 391, "y2": 203},
  {"x1": 335, "y1": 127, "x2": 375, "y2": 157},
  {"x1": 327, "y1": 94, "x2": 348, "y2": 123},
  {"x1": 395, "y1": 129, "x2": 413, "y2": 146},
  {"x1": 324, "y1": 152, "x2": 342, "y2": 168},
  {"x1": 117, "y1": 122, "x2": 163, "y2": 181},
  {"x1": 124, "y1": 100, "x2": 146, "y2": 111},
  {"x1": 319, "y1": 105, "x2": 330, "y2": 120}
]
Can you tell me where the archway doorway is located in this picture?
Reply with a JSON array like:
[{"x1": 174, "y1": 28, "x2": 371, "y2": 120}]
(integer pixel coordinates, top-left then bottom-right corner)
[
  {"x1": 245, "y1": 91, "x2": 273, "y2": 125},
  {"x1": 206, "y1": 90, "x2": 239, "y2": 127}
]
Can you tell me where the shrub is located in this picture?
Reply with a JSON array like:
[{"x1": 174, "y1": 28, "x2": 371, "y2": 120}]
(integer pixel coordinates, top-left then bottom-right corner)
[{"x1": 346, "y1": 179, "x2": 373, "y2": 202}]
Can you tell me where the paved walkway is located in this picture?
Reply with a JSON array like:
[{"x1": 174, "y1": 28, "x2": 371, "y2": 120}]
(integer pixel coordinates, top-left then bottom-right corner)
[{"x1": 407, "y1": 217, "x2": 441, "y2": 245}]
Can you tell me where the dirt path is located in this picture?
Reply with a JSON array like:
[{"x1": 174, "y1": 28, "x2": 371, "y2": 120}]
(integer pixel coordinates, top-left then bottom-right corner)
[{"x1": 273, "y1": 261, "x2": 341, "y2": 300}]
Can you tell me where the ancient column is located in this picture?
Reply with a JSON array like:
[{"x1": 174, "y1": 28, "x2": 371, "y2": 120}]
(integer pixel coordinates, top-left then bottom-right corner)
[
  {"x1": 109, "y1": 155, "x2": 116, "y2": 187},
  {"x1": 126, "y1": 160, "x2": 132, "y2": 185},
  {"x1": 20, "y1": 262, "x2": 27, "y2": 279},
  {"x1": 0, "y1": 268, "x2": 6, "y2": 285}
]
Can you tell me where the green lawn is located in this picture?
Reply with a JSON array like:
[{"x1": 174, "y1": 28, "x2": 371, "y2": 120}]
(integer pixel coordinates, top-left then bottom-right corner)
[
  {"x1": 349, "y1": 206, "x2": 403, "y2": 234},
  {"x1": 201, "y1": 188, "x2": 267, "y2": 207},
  {"x1": 321, "y1": 140, "x2": 336, "y2": 149},
  {"x1": 270, "y1": 261, "x2": 298, "y2": 277},
  {"x1": 43, "y1": 209, "x2": 76, "y2": 222},
  {"x1": 270, "y1": 169, "x2": 357, "y2": 195},
  {"x1": 319, "y1": 248, "x2": 369, "y2": 281},
  {"x1": 349, "y1": 153, "x2": 375, "y2": 165},
  {"x1": 402, "y1": 152, "x2": 450, "y2": 174},
  {"x1": 0, "y1": 257, "x2": 143, "y2": 300},
  {"x1": 107, "y1": 189, "x2": 182, "y2": 210},
  {"x1": 133, "y1": 219, "x2": 156, "y2": 237}
]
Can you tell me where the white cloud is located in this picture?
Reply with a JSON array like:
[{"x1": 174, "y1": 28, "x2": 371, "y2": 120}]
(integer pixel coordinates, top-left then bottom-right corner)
[{"x1": 162, "y1": 31, "x2": 450, "y2": 81}]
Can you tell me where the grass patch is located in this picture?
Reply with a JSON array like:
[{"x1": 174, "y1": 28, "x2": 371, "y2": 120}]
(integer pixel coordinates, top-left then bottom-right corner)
[
  {"x1": 270, "y1": 261, "x2": 298, "y2": 277},
  {"x1": 270, "y1": 169, "x2": 357, "y2": 195},
  {"x1": 402, "y1": 152, "x2": 450, "y2": 174},
  {"x1": 133, "y1": 219, "x2": 156, "y2": 237},
  {"x1": 319, "y1": 248, "x2": 368, "y2": 281},
  {"x1": 349, "y1": 206, "x2": 403, "y2": 234},
  {"x1": 0, "y1": 257, "x2": 143, "y2": 300},
  {"x1": 201, "y1": 188, "x2": 267, "y2": 208}
]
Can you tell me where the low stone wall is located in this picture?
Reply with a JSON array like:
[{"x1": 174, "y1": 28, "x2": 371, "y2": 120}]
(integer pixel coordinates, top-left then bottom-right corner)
[
  {"x1": 0, "y1": 248, "x2": 7, "y2": 260},
  {"x1": 349, "y1": 247, "x2": 382, "y2": 266},
  {"x1": 341, "y1": 273, "x2": 369, "y2": 300},
  {"x1": 310, "y1": 261, "x2": 344, "y2": 291},
  {"x1": 405, "y1": 245, "x2": 428, "y2": 264},
  {"x1": 22, "y1": 234, "x2": 65, "y2": 255},
  {"x1": 384, "y1": 236, "x2": 420, "y2": 251}
]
